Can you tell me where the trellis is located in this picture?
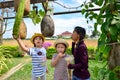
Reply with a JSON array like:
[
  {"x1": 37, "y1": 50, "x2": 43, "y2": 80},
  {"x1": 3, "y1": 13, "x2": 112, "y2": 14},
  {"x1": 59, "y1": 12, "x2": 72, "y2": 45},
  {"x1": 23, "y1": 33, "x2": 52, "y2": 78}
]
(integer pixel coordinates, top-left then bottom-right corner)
[{"x1": 0, "y1": 0, "x2": 100, "y2": 19}]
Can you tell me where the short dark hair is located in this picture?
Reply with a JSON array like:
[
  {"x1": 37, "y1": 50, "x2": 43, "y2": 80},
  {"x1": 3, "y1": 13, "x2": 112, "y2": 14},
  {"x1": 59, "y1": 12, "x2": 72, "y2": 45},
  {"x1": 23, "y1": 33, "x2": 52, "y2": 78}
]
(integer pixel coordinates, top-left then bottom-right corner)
[{"x1": 74, "y1": 26, "x2": 86, "y2": 41}]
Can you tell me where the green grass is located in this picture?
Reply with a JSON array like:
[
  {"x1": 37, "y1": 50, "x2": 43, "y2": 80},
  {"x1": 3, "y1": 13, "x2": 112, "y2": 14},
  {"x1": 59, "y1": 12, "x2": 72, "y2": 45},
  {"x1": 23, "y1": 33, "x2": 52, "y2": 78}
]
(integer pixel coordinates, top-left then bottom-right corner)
[
  {"x1": 1, "y1": 57, "x2": 106, "y2": 80},
  {"x1": 0, "y1": 56, "x2": 30, "y2": 76},
  {"x1": 7, "y1": 59, "x2": 54, "y2": 80}
]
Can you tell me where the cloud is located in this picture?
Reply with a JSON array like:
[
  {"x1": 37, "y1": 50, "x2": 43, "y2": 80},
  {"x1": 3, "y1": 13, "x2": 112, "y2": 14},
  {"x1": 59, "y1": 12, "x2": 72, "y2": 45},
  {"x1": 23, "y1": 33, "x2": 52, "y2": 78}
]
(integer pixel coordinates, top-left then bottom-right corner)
[
  {"x1": 3, "y1": 13, "x2": 95, "y2": 38},
  {"x1": 53, "y1": 14, "x2": 95, "y2": 35}
]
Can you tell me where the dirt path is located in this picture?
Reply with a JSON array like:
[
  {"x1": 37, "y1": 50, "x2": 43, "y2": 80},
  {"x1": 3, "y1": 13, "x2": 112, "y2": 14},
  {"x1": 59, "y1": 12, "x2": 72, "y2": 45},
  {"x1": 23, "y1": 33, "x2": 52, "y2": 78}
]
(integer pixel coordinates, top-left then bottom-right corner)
[{"x1": 0, "y1": 58, "x2": 31, "y2": 80}]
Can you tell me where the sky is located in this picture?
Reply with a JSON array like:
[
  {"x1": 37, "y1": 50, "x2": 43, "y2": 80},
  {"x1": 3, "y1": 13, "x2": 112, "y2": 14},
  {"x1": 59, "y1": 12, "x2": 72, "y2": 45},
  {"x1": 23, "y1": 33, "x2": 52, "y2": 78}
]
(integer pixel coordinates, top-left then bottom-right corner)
[{"x1": 1, "y1": 0, "x2": 98, "y2": 38}]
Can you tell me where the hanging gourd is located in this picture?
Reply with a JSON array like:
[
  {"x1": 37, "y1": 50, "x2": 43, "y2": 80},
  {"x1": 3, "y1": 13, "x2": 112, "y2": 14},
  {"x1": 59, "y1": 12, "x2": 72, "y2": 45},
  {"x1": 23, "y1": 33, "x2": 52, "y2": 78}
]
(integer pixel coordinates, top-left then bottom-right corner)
[
  {"x1": 41, "y1": 1, "x2": 54, "y2": 37},
  {"x1": 19, "y1": 19, "x2": 27, "y2": 39},
  {"x1": 13, "y1": 0, "x2": 25, "y2": 38},
  {"x1": 14, "y1": 0, "x2": 30, "y2": 16}
]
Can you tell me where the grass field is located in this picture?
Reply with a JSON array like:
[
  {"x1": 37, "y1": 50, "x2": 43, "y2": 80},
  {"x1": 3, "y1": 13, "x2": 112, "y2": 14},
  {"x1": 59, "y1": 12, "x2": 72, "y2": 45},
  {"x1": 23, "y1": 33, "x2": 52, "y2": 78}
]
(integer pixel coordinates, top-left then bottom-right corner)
[
  {"x1": 6, "y1": 57, "x2": 105, "y2": 80},
  {"x1": 3, "y1": 39, "x2": 98, "y2": 48},
  {"x1": 1, "y1": 39, "x2": 98, "y2": 80}
]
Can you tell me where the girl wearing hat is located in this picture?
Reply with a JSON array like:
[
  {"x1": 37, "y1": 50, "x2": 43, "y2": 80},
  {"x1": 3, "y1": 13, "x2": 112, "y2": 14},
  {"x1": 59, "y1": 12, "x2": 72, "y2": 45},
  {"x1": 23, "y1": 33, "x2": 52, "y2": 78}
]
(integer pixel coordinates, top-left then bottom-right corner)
[
  {"x1": 14, "y1": 33, "x2": 47, "y2": 80},
  {"x1": 68, "y1": 26, "x2": 90, "y2": 80},
  {"x1": 51, "y1": 39, "x2": 72, "y2": 80}
]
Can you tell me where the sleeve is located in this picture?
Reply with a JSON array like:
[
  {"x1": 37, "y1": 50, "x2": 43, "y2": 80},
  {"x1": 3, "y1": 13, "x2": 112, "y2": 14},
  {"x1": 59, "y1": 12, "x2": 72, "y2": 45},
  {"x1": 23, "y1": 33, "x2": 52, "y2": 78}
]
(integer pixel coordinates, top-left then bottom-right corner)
[
  {"x1": 27, "y1": 48, "x2": 33, "y2": 56},
  {"x1": 68, "y1": 46, "x2": 88, "y2": 69},
  {"x1": 51, "y1": 54, "x2": 57, "y2": 61}
]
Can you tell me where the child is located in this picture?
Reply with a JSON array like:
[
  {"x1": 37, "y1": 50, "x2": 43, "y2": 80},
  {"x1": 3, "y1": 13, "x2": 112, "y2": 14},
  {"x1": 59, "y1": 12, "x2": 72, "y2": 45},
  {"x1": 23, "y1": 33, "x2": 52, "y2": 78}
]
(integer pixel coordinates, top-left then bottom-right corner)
[
  {"x1": 14, "y1": 33, "x2": 47, "y2": 80},
  {"x1": 68, "y1": 26, "x2": 90, "y2": 80},
  {"x1": 51, "y1": 39, "x2": 72, "y2": 80}
]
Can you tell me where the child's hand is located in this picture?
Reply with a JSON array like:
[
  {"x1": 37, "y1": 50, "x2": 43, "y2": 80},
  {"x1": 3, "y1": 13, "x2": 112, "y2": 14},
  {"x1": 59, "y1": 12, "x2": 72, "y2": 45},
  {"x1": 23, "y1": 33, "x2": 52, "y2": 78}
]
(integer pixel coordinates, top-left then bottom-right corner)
[
  {"x1": 57, "y1": 53, "x2": 65, "y2": 58},
  {"x1": 13, "y1": 34, "x2": 21, "y2": 40},
  {"x1": 13, "y1": 34, "x2": 17, "y2": 40},
  {"x1": 46, "y1": 68, "x2": 48, "y2": 73},
  {"x1": 68, "y1": 77, "x2": 72, "y2": 80}
]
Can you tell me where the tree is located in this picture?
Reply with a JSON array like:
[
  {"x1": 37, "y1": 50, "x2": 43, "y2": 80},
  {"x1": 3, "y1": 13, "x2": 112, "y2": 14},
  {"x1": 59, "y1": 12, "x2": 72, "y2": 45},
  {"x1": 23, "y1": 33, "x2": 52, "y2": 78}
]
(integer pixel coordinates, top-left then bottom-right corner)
[
  {"x1": 0, "y1": 9, "x2": 5, "y2": 45},
  {"x1": 0, "y1": 8, "x2": 10, "y2": 45},
  {"x1": 81, "y1": 0, "x2": 120, "y2": 79}
]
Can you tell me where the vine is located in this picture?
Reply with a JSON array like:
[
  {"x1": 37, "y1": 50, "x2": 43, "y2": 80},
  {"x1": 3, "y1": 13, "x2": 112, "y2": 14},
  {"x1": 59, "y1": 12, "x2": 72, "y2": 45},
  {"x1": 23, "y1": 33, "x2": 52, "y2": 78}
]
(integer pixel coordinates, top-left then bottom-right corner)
[{"x1": 81, "y1": 0, "x2": 120, "y2": 79}]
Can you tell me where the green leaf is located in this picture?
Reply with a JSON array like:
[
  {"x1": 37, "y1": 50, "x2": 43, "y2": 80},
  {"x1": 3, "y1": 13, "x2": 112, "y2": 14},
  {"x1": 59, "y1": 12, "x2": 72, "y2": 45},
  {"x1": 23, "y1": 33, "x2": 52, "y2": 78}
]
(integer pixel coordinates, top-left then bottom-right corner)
[
  {"x1": 100, "y1": 33, "x2": 107, "y2": 42},
  {"x1": 103, "y1": 45, "x2": 111, "y2": 59},
  {"x1": 81, "y1": 9, "x2": 86, "y2": 14},
  {"x1": 116, "y1": 23, "x2": 120, "y2": 29},
  {"x1": 39, "y1": 9, "x2": 45, "y2": 17},
  {"x1": 116, "y1": 3, "x2": 120, "y2": 10},
  {"x1": 111, "y1": 35, "x2": 117, "y2": 42},
  {"x1": 80, "y1": 4, "x2": 84, "y2": 7},
  {"x1": 98, "y1": 0, "x2": 104, "y2": 6},
  {"x1": 89, "y1": 16, "x2": 93, "y2": 20},
  {"x1": 114, "y1": 16, "x2": 120, "y2": 20},
  {"x1": 91, "y1": 0, "x2": 97, "y2": 3},
  {"x1": 36, "y1": 17, "x2": 41, "y2": 23},
  {"x1": 111, "y1": 19, "x2": 118, "y2": 25},
  {"x1": 109, "y1": 71, "x2": 115, "y2": 80},
  {"x1": 98, "y1": 41, "x2": 106, "y2": 52},
  {"x1": 93, "y1": 66, "x2": 99, "y2": 77},
  {"x1": 85, "y1": 12, "x2": 89, "y2": 18},
  {"x1": 92, "y1": 13, "x2": 98, "y2": 19},
  {"x1": 98, "y1": 68, "x2": 106, "y2": 79},
  {"x1": 109, "y1": 26, "x2": 118, "y2": 35},
  {"x1": 89, "y1": 3, "x2": 94, "y2": 7},
  {"x1": 101, "y1": 22, "x2": 109, "y2": 32},
  {"x1": 94, "y1": 23, "x2": 98, "y2": 28},
  {"x1": 85, "y1": 4, "x2": 88, "y2": 9}
]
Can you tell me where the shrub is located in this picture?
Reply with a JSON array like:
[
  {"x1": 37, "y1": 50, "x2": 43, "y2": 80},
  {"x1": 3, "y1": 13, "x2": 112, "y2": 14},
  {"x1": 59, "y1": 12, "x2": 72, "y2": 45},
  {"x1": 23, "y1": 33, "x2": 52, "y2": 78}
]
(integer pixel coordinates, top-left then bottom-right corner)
[
  {"x1": 0, "y1": 46, "x2": 96, "y2": 59},
  {"x1": 0, "y1": 46, "x2": 24, "y2": 57},
  {"x1": 46, "y1": 47, "x2": 95, "y2": 59},
  {"x1": 87, "y1": 47, "x2": 96, "y2": 59},
  {"x1": 0, "y1": 46, "x2": 12, "y2": 75}
]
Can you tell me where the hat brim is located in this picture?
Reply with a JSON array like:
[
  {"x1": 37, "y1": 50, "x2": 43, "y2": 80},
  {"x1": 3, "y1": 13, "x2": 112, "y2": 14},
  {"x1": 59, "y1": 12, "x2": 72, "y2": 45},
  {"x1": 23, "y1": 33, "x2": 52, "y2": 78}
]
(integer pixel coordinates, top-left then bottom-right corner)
[
  {"x1": 30, "y1": 33, "x2": 45, "y2": 43},
  {"x1": 54, "y1": 39, "x2": 69, "y2": 48}
]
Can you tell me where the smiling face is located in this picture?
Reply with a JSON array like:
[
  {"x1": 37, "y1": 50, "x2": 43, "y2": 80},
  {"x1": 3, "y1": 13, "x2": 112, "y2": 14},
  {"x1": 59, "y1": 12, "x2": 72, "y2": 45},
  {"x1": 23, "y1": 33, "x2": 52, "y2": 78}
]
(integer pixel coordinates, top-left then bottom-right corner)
[
  {"x1": 33, "y1": 36, "x2": 43, "y2": 47},
  {"x1": 55, "y1": 43, "x2": 66, "y2": 54}
]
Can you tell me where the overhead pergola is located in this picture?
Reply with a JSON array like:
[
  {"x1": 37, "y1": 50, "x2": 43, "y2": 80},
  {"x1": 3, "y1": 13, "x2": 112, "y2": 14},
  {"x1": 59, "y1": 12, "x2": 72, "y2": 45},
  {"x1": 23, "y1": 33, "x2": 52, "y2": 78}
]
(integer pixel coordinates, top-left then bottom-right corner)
[
  {"x1": 0, "y1": 0, "x2": 100, "y2": 19},
  {"x1": 0, "y1": 0, "x2": 55, "y2": 8}
]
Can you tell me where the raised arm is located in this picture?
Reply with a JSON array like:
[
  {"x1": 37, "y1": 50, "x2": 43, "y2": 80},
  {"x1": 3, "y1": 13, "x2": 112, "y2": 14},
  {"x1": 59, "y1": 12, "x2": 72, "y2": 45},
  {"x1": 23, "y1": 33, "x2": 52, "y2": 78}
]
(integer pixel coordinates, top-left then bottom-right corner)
[
  {"x1": 13, "y1": 34, "x2": 29, "y2": 53},
  {"x1": 51, "y1": 53, "x2": 65, "y2": 67},
  {"x1": 51, "y1": 55, "x2": 60, "y2": 67},
  {"x1": 16, "y1": 38, "x2": 29, "y2": 53}
]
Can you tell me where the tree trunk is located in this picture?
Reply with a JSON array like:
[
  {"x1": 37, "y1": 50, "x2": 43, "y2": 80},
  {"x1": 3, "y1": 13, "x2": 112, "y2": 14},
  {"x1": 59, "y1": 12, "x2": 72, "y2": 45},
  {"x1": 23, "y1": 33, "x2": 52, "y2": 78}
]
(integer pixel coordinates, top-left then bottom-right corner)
[
  {"x1": 108, "y1": 44, "x2": 120, "y2": 78},
  {"x1": 0, "y1": 18, "x2": 3, "y2": 45},
  {"x1": 0, "y1": 34, "x2": 3, "y2": 45},
  {"x1": 0, "y1": 8, "x2": 4, "y2": 45}
]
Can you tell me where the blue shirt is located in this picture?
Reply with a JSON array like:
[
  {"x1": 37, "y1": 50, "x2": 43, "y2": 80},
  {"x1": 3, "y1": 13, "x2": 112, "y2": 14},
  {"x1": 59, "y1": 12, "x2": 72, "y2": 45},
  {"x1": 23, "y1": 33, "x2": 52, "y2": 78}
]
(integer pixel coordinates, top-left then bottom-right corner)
[{"x1": 28, "y1": 47, "x2": 46, "y2": 77}]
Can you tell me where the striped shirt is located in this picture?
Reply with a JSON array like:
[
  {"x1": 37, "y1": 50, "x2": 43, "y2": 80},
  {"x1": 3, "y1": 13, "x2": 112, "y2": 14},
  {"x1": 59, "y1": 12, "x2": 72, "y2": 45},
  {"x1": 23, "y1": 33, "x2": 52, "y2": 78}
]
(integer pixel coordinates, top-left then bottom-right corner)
[
  {"x1": 28, "y1": 47, "x2": 46, "y2": 77},
  {"x1": 52, "y1": 53, "x2": 69, "y2": 80}
]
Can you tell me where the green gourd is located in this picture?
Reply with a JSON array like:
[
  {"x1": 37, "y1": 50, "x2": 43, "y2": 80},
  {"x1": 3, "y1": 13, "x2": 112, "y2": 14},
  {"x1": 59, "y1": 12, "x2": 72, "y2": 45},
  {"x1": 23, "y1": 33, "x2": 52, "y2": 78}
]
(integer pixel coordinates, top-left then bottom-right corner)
[{"x1": 13, "y1": 0, "x2": 25, "y2": 38}]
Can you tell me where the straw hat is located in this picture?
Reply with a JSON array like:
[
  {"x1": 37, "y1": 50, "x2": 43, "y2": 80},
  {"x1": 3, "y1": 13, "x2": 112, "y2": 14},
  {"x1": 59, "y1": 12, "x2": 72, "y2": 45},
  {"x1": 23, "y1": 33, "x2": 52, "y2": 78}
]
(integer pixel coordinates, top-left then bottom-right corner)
[
  {"x1": 54, "y1": 39, "x2": 69, "y2": 48},
  {"x1": 30, "y1": 33, "x2": 45, "y2": 43}
]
